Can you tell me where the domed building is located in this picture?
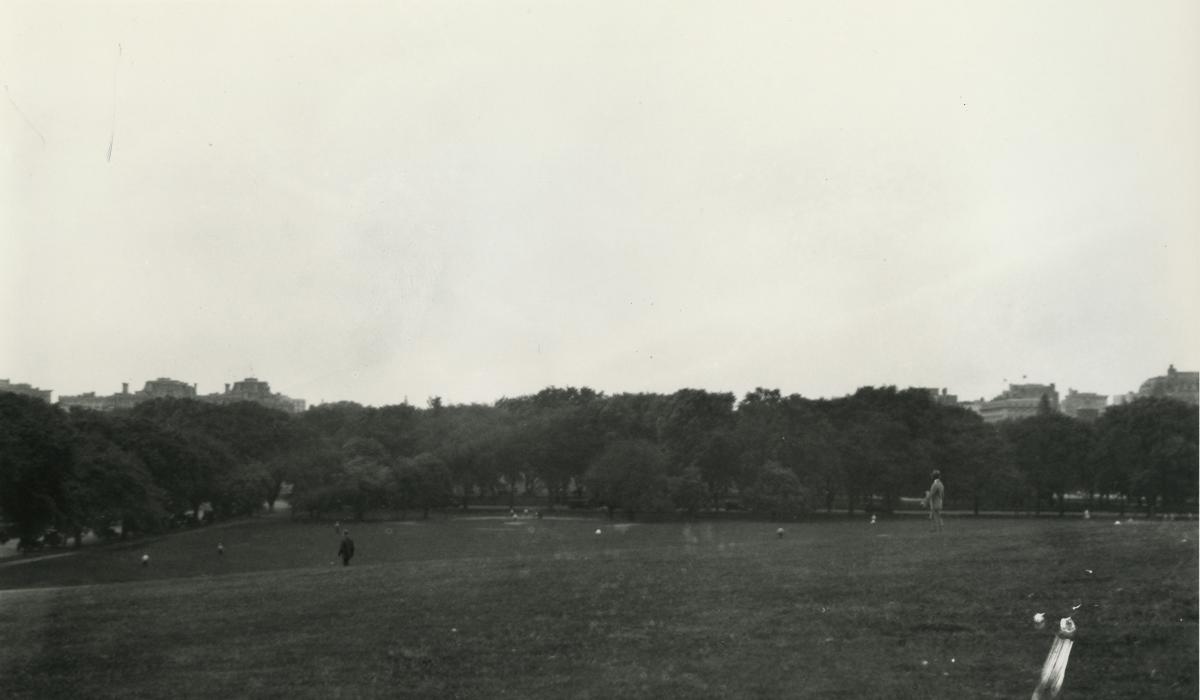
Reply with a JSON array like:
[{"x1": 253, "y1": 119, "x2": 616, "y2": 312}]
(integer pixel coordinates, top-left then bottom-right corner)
[{"x1": 1137, "y1": 365, "x2": 1199, "y2": 406}]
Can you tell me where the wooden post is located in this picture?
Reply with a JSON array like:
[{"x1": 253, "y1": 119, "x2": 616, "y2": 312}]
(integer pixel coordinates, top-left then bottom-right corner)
[{"x1": 1032, "y1": 617, "x2": 1076, "y2": 699}]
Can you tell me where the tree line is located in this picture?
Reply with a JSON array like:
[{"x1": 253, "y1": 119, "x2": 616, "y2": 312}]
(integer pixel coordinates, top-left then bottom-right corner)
[{"x1": 1, "y1": 386, "x2": 1195, "y2": 548}]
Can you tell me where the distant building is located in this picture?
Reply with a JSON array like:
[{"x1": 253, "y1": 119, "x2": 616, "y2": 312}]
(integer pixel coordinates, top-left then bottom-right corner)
[
  {"x1": 1060, "y1": 389, "x2": 1108, "y2": 421},
  {"x1": 202, "y1": 377, "x2": 305, "y2": 414},
  {"x1": 1110, "y1": 392, "x2": 1139, "y2": 406},
  {"x1": 141, "y1": 377, "x2": 198, "y2": 400},
  {"x1": 0, "y1": 378, "x2": 52, "y2": 402},
  {"x1": 59, "y1": 376, "x2": 304, "y2": 413},
  {"x1": 58, "y1": 391, "x2": 114, "y2": 411},
  {"x1": 59, "y1": 382, "x2": 141, "y2": 411},
  {"x1": 1136, "y1": 365, "x2": 1199, "y2": 406},
  {"x1": 977, "y1": 383, "x2": 1060, "y2": 423},
  {"x1": 915, "y1": 387, "x2": 959, "y2": 406}
]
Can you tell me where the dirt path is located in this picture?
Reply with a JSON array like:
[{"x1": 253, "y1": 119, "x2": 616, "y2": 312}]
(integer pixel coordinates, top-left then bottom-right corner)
[{"x1": 0, "y1": 552, "x2": 79, "y2": 568}]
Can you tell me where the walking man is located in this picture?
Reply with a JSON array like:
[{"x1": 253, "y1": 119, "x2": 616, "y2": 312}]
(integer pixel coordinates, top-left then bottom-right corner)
[
  {"x1": 338, "y1": 530, "x2": 355, "y2": 566},
  {"x1": 926, "y1": 470, "x2": 945, "y2": 532}
]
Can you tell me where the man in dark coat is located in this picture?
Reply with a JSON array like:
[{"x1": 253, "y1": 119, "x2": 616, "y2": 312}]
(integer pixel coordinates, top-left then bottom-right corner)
[{"x1": 338, "y1": 531, "x2": 355, "y2": 566}]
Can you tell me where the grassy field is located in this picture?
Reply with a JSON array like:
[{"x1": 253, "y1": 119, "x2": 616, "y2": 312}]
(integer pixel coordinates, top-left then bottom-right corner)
[{"x1": 0, "y1": 513, "x2": 1195, "y2": 699}]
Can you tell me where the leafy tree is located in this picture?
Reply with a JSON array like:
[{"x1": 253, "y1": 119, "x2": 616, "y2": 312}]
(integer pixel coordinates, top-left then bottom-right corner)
[
  {"x1": 593, "y1": 393, "x2": 666, "y2": 443},
  {"x1": 514, "y1": 393, "x2": 605, "y2": 510},
  {"x1": 299, "y1": 401, "x2": 368, "y2": 446},
  {"x1": 130, "y1": 398, "x2": 286, "y2": 519},
  {"x1": 0, "y1": 394, "x2": 74, "y2": 548},
  {"x1": 1092, "y1": 398, "x2": 1198, "y2": 515},
  {"x1": 102, "y1": 416, "x2": 231, "y2": 523},
  {"x1": 742, "y1": 461, "x2": 809, "y2": 519},
  {"x1": 364, "y1": 404, "x2": 421, "y2": 458},
  {"x1": 668, "y1": 466, "x2": 708, "y2": 517},
  {"x1": 733, "y1": 388, "x2": 786, "y2": 488},
  {"x1": 287, "y1": 438, "x2": 344, "y2": 520},
  {"x1": 481, "y1": 418, "x2": 533, "y2": 509},
  {"x1": 1003, "y1": 411, "x2": 1091, "y2": 515},
  {"x1": 339, "y1": 437, "x2": 392, "y2": 520},
  {"x1": 390, "y1": 452, "x2": 453, "y2": 519},
  {"x1": 934, "y1": 409, "x2": 1007, "y2": 514},
  {"x1": 584, "y1": 439, "x2": 670, "y2": 519},
  {"x1": 63, "y1": 416, "x2": 167, "y2": 542},
  {"x1": 841, "y1": 387, "x2": 945, "y2": 512},
  {"x1": 734, "y1": 390, "x2": 840, "y2": 511},
  {"x1": 214, "y1": 461, "x2": 273, "y2": 517},
  {"x1": 834, "y1": 410, "x2": 899, "y2": 513},
  {"x1": 777, "y1": 398, "x2": 843, "y2": 510},
  {"x1": 692, "y1": 429, "x2": 740, "y2": 510},
  {"x1": 660, "y1": 389, "x2": 736, "y2": 475},
  {"x1": 413, "y1": 452, "x2": 454, "y2": 517},
  {"x1": 196, "y1": 402, "x2": 298, "y2": 508}
]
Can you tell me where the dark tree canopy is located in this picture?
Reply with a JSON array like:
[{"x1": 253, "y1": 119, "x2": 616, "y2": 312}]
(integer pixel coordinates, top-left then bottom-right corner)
[{"x1": 2, "y1": 386, "x2": 1195, "y2": 545}]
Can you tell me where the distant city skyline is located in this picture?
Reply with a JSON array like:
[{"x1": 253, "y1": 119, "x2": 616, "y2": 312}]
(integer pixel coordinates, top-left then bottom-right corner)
[
  {"x1": 4, "y1": 2, "x2": 1197, "y2": 410},
  {"x1": 5, "y1": 363, "x2": 1193, "y2": 409}
]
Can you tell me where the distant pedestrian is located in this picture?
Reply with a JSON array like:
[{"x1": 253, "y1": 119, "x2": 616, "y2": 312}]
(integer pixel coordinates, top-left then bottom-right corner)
[
  {"x1": 926, "y1": 470, "x2": 945, "y2": 532},
  {"x1": 338, "y1": 530, "x2": 355, "y2": 566},
  {"x1": 141, "y1": 553, "x2": 150, "y2": 567},
  {"x1": 776, "y1": 527, "x2": 784, "y2": 539},
  {"x1": 217, "y1": 543, "x2": 224, "y2": 556},
  {"x1": 334, "y1": 520, "x2": 341, "y2": 533}
]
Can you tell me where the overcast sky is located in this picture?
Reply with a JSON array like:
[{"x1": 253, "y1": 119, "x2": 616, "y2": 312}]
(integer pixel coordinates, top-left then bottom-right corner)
[{"x1": 3, "y1": 1, "x2": 1198, "y2": 407}]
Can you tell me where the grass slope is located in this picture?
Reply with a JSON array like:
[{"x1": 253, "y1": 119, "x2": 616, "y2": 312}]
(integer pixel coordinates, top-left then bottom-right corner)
[{"x1": 0, "y1": 516, "x2": 1195, "y2": 699}]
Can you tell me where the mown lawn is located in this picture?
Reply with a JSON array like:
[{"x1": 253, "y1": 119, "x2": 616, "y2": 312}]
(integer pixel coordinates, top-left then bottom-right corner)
[{"x1": 0, "y1": 515, "x2": 1195, "y2": 698}]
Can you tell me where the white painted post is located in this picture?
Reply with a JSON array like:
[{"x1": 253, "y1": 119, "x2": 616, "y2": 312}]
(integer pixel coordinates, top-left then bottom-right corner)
[{"x1": 1031, "y1": 617, "x2": 1076, "y2": 699}]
